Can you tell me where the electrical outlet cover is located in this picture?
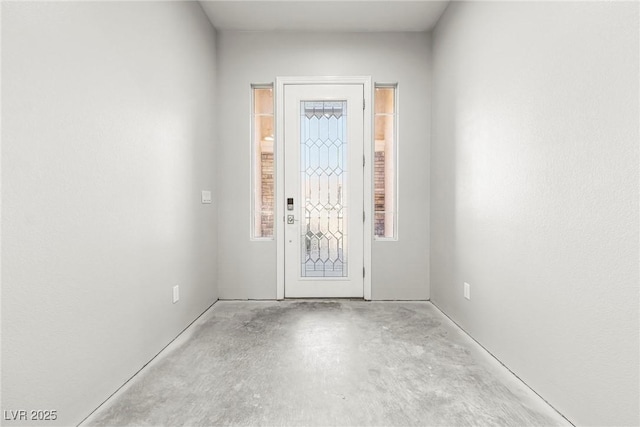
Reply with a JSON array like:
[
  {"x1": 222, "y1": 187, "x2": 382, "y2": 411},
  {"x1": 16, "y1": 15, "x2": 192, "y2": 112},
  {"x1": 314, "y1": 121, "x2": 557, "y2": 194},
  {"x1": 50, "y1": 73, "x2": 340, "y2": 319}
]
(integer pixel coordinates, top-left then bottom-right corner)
[{"x1": 173, "y1": 285, "x2": 180, "y2": 303}]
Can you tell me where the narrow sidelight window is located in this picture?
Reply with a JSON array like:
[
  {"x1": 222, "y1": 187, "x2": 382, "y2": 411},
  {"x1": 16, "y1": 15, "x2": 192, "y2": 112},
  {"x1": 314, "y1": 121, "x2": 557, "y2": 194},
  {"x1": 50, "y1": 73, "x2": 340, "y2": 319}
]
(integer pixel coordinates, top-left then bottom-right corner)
[
  {"x1": 251, "y1": 84, "x2": 275, "y2": 239},
  {"x1": 374, "y1": 84, "x2": 397, "y2": 239}
]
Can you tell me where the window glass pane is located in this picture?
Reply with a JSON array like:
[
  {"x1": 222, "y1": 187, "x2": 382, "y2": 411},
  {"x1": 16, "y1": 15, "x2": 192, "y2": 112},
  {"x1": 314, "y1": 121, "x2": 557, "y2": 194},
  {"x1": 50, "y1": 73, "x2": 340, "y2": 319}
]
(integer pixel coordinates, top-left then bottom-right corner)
[
  {"x1": 252, "y1": 85, "x2": 274, "y2": 238},
  {"x1": 374, "y1": 85, "x2": 397, "y2": 239},
  {"x1": 374, "y1": 87, "x2": 395, "y2": 114},
  {"x1": 254, "y1": 88, "x2": 274, "y2": 115}
]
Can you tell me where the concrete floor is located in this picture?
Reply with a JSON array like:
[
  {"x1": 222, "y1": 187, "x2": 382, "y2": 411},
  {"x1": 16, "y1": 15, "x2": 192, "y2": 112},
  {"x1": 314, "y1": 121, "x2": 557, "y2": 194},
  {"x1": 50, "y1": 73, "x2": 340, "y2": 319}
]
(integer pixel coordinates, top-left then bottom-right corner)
[{"x1": 84, "y1": 301, "x2": 570, "y2": 426}]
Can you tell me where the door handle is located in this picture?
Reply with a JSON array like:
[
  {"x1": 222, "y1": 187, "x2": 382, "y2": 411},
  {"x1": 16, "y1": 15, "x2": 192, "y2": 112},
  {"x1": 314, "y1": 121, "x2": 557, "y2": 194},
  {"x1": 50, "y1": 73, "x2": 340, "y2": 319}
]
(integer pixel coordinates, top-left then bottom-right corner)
[{"x1": 287, "y1": 215, "x2": 295, "y2": 224}]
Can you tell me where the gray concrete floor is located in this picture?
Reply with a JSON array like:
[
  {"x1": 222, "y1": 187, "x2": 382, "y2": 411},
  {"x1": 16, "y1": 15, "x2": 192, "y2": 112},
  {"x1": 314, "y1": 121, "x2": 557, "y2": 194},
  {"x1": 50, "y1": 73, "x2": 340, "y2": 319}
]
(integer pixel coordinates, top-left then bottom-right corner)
[{"x1": 85, "y1": 301, "x2": 570, "y2": 426}]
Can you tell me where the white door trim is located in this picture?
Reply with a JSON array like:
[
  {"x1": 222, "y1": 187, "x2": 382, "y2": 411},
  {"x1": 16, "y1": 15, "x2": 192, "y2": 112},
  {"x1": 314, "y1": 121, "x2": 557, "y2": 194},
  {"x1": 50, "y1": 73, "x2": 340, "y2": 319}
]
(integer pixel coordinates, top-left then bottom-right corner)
[{"x1": 276, "y1": 76, "x2": 372, "y2": 300}]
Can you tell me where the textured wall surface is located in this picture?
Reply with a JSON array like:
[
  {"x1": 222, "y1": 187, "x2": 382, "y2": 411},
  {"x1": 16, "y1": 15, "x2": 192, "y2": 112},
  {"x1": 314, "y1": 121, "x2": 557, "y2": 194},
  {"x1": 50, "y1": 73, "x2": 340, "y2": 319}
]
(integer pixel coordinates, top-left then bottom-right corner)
[
  {"x1": 430, "y1": 2, "x2": 639, "y2": 425},
  {"x1": 217, "y1": 32, "x2": 431, "y2": 300},
  {"x1": 1, "y1": 2, "x2": 218, "y2": 425}
]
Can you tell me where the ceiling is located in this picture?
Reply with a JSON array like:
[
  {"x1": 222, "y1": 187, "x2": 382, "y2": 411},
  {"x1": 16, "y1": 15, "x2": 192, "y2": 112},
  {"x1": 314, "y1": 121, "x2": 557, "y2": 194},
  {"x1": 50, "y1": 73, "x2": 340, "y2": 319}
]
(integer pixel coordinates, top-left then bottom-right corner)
[{"x1": 199, "y1": 1, "x2": 450, "y2": 33}]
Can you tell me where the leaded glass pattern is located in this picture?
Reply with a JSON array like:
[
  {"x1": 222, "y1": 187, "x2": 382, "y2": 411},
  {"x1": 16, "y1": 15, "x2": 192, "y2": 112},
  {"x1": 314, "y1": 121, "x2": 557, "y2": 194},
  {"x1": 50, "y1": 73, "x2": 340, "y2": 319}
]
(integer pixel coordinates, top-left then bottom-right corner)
[{"x1": 300, "y1": 101, "x2": 348, "y2": 277}]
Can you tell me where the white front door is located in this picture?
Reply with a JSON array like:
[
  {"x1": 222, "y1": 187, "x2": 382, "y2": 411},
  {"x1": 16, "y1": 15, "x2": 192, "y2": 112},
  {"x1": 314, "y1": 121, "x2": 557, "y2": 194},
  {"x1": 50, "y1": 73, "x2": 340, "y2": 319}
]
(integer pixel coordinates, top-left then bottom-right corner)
[{"x1": 283, "y1": 84, "x2": 364, "y2": 298}]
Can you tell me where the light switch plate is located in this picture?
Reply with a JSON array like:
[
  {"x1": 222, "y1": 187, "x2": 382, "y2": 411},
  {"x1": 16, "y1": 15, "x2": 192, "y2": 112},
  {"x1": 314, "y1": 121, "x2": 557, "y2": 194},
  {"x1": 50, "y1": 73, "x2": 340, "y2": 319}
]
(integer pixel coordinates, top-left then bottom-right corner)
[
  {"x1": 464, "y1": 282, "x2": 471, "y2": 300},
  {"x1": 201, "y1": 190, "x2": 212, "y2": 204}
]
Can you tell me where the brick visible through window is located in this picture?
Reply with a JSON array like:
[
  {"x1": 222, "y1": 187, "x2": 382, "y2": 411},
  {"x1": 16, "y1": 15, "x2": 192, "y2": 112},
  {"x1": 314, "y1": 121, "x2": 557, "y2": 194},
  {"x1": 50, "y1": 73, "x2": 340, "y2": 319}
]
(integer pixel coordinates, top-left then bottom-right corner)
[
  {"x1": 374, "y1": 151, "x2": 386, "y2": 237},
  {"x1": 260, "y1": 152, "x2": 274, "y2": 237}
]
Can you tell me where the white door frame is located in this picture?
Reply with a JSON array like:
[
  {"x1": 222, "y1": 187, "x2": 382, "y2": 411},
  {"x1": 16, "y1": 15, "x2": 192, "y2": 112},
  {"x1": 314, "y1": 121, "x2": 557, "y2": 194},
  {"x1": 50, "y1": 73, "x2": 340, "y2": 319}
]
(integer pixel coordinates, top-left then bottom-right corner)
[{"x1": 276, "y1": 76, "x2": 372, "y2": 300}]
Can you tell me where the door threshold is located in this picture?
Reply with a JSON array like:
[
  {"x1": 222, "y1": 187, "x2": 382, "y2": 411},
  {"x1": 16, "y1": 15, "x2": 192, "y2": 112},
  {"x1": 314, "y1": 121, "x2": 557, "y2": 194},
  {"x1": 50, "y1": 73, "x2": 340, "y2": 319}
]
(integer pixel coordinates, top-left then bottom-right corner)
[{"x1": 283, "y1": 297, "x2": 366, "y2": 301}]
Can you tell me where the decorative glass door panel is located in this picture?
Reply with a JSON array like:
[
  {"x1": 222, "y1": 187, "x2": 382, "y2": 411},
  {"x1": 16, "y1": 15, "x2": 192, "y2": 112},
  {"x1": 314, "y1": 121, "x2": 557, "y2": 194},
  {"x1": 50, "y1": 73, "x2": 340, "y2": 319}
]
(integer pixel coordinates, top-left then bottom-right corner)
[
  {"x1": 284, "y1": 85, "x2": 364, "y2": 298},
  {"x1": 300, "y1": 101, "x2": 348, "y2": 278}
]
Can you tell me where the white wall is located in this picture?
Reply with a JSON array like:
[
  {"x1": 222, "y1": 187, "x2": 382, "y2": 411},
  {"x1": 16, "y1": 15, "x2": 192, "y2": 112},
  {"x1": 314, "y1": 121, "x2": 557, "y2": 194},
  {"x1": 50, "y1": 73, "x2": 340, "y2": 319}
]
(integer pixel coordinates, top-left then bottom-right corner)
[
  {"x1": 1, "y1": 2, "x2": 218, "y2": 425},
  {"x1": 217, "y1": 32, "x2": 431, "y2": 300},
  {"x1": 430, "y1": 2, "x2": 639, "y2": 426}
]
